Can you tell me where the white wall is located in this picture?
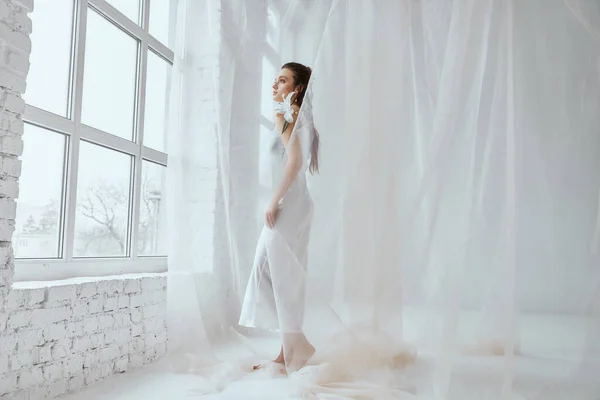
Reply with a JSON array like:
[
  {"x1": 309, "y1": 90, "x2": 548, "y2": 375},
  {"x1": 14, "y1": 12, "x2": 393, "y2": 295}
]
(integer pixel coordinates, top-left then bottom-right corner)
[{"x1": 0, "y1": 1, "x2": 167, "y2": 397}]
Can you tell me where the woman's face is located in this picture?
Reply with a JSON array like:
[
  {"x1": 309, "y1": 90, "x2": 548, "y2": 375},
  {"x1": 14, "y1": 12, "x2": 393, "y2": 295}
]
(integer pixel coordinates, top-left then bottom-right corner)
[{"x1": 272, "y1": 68, "x2": 295, "y2": 102}]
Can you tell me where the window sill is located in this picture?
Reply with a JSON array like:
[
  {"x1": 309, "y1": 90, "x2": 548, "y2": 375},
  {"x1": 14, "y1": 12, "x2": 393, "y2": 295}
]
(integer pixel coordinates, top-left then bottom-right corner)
[
  {"x1": 13, "y1": 258, "x2": 168, "y2": 283},
  {"x1": 12, "y1": 272, "x2": 167, "y2": 289}
]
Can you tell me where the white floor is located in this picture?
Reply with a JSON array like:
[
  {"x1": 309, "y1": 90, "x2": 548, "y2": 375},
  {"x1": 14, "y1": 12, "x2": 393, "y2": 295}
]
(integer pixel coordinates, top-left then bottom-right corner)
[{"x1": 60, "y1": 314, "x2": 598, "y2": 400}]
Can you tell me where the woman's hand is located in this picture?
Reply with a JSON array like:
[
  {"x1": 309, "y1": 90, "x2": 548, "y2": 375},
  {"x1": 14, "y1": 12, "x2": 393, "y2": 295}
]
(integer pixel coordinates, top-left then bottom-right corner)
[{"x1": 265, "y1": 200, "x2": 280, "y2": 229}]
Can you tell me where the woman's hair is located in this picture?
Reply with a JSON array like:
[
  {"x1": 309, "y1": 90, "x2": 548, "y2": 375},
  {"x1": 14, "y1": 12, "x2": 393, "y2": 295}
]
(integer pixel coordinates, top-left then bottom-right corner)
[{"x1": 282, "y1": 62, "x2": 320, "y2": 174}]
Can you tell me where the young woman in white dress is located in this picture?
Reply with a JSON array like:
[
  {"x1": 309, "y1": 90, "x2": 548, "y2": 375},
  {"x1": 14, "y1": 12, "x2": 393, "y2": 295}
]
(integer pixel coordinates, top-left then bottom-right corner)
[{"x1": 238, "y1": 62, "x2": 319, "y2": 371}]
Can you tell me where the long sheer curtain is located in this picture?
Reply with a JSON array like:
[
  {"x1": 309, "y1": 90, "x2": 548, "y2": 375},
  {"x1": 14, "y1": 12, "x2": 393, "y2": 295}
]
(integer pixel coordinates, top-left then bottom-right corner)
[{"x1": 167, "y1": 0, "x2": 600, "y2": 398}]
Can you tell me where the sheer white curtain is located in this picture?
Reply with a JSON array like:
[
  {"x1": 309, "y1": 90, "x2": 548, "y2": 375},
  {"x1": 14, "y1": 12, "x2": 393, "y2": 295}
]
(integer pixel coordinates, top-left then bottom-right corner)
[{"x1": 167, "y1": 0, "x2": 600, "y2": 398}]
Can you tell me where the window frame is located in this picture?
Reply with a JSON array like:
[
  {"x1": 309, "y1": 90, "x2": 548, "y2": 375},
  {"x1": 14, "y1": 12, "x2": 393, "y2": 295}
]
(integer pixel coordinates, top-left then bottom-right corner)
[{"x1": 16, "y1": 0, "x2": 173, "y2": 281}]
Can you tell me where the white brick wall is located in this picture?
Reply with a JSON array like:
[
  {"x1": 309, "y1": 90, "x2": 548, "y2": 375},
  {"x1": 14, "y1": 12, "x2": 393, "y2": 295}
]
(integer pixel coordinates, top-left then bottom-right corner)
[
  {"x1": 2, "y1": 276, "x2": 167, "y2": 398},
  {"x1": 0, "y1": 1, "x2": 169, "y2": 398}
]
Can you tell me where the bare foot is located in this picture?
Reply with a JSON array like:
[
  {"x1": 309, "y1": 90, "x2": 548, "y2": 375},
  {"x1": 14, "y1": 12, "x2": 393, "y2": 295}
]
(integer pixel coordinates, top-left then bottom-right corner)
[
  {"x1": 288, "y1": 341, "x2": 316, "y2": 371},
  {"x1": 253, "y1": 347, "x2": 285, "y2": 371}
]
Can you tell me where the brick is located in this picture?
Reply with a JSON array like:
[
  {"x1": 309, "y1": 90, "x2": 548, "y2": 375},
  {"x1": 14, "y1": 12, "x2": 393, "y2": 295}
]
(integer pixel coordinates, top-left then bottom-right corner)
[
  {"x1": 0, "y1": 313, "x2": 8, "y2": 331},
  {"x1": 38, "y1": 344, "x2": 52, "y2": 363},
  {"x1": 155, "y1": 342, "x2": 167, "y2": 357},
  {"x1": 31, "y1": 306, "x2": 70, "y2": 326},
  {"x1": 114, "y1": 356, "x2": 128, "y2": 372},
  {"x1": 82, "y1": 316, "x2": 99, "y2": 335},
  {"x1": 131, "y1": 324, "x2": 143, "y2": 338},
  {"x1": 9, "y1": 117, "x2": 22, "y2": 134},
  {"x1": 13, "y1": 0, "x2": 34, "y2": 13},
  {"x1": 43, "y1": 322, "x2": 66, "y2": 341},
  {"x1": 0, "y1": 23, "x2": 31, "y2": 54},
  {"x1": 103, "y1": 296, "x2": 118, "y2": 312},
  {"x1": 143, "y1": 304, "x2": 163, "y2": 319},
  {"x1": 18, "y1": 365, "x2": 44, "y2": 389},
  {"x1": 100, "y1": 345, "x2": 119, "y2": 363},
  {"x1": 87, "y1": 297, "x2": 104, "y2": 314},
  {"x1": 72, "y1": 301, "x2": 88, "y2": 318},
  {"x1": 130, "y1": 337, "x2": 143, "y2": 352},
  {"x1": 13, "y1": 12, "x2": 32, "y2": 35},
  {"x1": 0, "y1": 219, "x2": 14, "y2": 241},
  {"x1": 141, "y1": 277, "x2": 165, "y2": 292},
  {"x1": 130, "y1": 294, "x2": 143, "y2": 308},
  {"x1": 50, "y1": 341, "x2": 69, "y2": 361},
  {"x1": 7, "y1": 310, "x2": 29, "y2": 329},
  {"x1": 98, "y1": 315, "x2": 114, "y2": 330},
  {"x1": 0, "y1": 373, "x2": 17, "y2": 396},
  {"x1": 24, "y1": 287, "x2": 44, "y2": 307},
  {"x1": 0, "y1": 136, "x2": 23, "y2": 156},
  {"x1": 143, "y1": 317, "x2": 165, "y2": 334},
  {"x1": 123, "y1": 279, "x2": 140, "y2": 293},
  {"x1": 0, "y1": 355, "x2": 7, "y2": 375},
  {"x1": 113, "y1": 311, "x2": 129, "y2": 327},
  {"x1": 48, "y1": 378, "x2": 68, "y2": 398},
  {"x1": 77, "y1": 282, "x2": 97, "y2": 298},
  {"x1": 28, "y1": 385, "x2": 48, "y2": 399},
  {"x1": 98, "y1": 280, "x2": 123, "y2": 295},
  {"x1": 83, "y1": 351, "x2": 98, "y2": 369},
  {"x1": 9, "y1": 351, "x2": 37, "y2": 371},
  {"x1": 71, "y1": 336, "x2": 90, "y2": 353},
  {"x1": 88, "y1": 333, "x2": 103, "y2": 350},
  {"x1": 0, "y1": 179, "x2": 19, "y2": 198},
  {"x1": 0, "y1": 156, "x2": 21, "y2": 178},
  {"x1": 42, "y1": 362, "x2": 63, "y2": 381},
  {"x1": 1, "y1": 92, "x2": 25, "y2": 114},
  {"x1": 6, "y1": 290, "x2": 25, "y2": 310},
  {"x1": 6, "y1": 50, "x2": 29, "y2": 76},
  {"x1": 0, "y1": 198, "x2": 17, "y2": 219},
  {"x1": 103, "y1": 329, "x2": 117, "y2": 343},
  {"x1": 0, "y1": 68, "x2": 26, "y2": 94},
  {"x1": 46, "y1": 284, "x2": 77, "y2": 305},
  {"x1": 117, "y1": 295, "x2": 129, "y2": 309},
  {"x1": 68, "y1": 375, "x2": 84, "y2": 392},
  {"x1": 144, "y1": 347, "x2": 157, "y2": 362},
  {"x1": 0, "y1": 334, "x2": 17, "y2": 354},
  {"x1": 130, "y1": 307, "x2": 142, "y2": 323},
  {"x1": 129, "y1": 353, "x2": 143, "y2": 369},
  {"x1": 0, "y1": 3, "x2": 9, "y2": 22},
  {"x1": 63, "y1": 355, "x2": 83, "y2": 377},
  {"x1": 117, "y1": 327, "x2": 131, "y2": 343},
  {"x1": 16, "y1": 329, "x2": 43, "y2": 351}
]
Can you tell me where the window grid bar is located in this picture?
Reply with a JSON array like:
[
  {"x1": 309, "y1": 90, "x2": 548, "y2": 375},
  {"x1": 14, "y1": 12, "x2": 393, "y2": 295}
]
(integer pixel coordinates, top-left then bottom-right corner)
[
  {"x1": 142, "y1": 147, "x2": 167, "y2": 167},
  {"x1": 142, "y1": 0, "x2": 151, "y2": 32},
  {"x1": 63, "y1": 0, "x2": 89, "y2": 262},
  {"x1": 24, "y1": 106, "x2": 76, "y2": 136},
  {"x1": 90, "y1": 0, "x2": 174, "y2": 62},
  {"x1": 23, "y1": 106, "x2": 167, "y2": 165},
  {"x1": 130, "y1": 36, "x2": 150, "y2": 261}
]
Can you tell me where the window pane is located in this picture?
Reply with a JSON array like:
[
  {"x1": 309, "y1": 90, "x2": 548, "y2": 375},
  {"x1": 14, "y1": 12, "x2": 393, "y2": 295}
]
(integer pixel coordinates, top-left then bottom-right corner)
[
  {"x1": 267, "y1": 6, "x2": 279, "y2": 48},
  {"x1": 138, "y1": 161, "x2": 166, "y2": 256},
  {"x1": 15, "y1": 125, "x2": 66, "y2": 259},
  {"x1": 149, "y1": 0, "x2": 177, "y2": 47},
  {"x1": 261, "y1": 56, "x2": 277, "y2": 119},
  {"x1": 105, "y1": 0, "x2": 140, "y2": 24},
  {"x1": 143, "y1": 51, "x2": 171, "y2": 152},
  {"x1": 74, "y1": 142, "x2": 132, "y2": 258},
  {"x1": 25, "y1": 0, "x2": 74, "y2": 116},
  {"x1": 81, "y1": 9, "x2": 138, "y2": 140}
]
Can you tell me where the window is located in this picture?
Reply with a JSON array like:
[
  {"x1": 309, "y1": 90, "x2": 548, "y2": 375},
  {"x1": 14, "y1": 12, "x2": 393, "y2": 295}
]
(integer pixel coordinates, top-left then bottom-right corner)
[{"x1": 17, "y1": 0, "x2": 177, "y2": 281}]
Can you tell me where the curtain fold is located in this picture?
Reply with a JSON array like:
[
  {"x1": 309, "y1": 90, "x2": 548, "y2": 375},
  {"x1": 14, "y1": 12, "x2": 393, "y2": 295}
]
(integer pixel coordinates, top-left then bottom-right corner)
[{"x1": 166, "y1": 0, "x2": 600, "y2": 398}]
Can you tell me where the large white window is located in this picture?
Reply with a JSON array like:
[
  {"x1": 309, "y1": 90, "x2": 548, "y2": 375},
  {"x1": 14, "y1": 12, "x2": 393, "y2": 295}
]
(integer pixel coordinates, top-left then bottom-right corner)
[{"x1": 16, "y1": 0, "x2": 176, "y2": 281}]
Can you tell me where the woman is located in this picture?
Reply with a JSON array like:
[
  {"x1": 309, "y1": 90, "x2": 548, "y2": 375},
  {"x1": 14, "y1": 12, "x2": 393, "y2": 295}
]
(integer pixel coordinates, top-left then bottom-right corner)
[{"x1": 238, "y1": 62, "x2": 319, "y2": 371}]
